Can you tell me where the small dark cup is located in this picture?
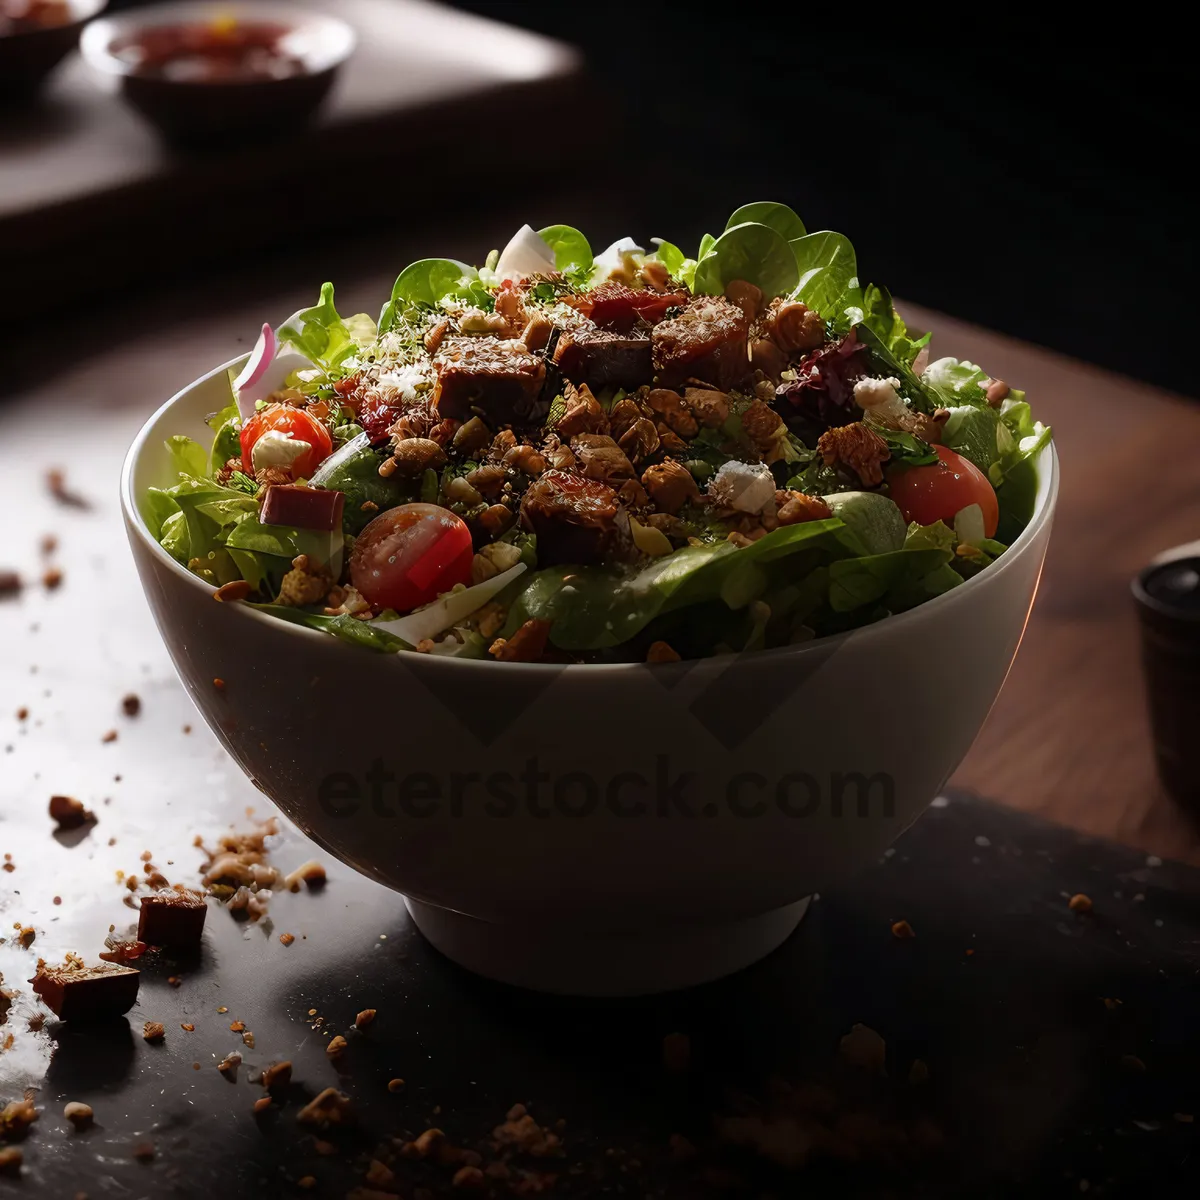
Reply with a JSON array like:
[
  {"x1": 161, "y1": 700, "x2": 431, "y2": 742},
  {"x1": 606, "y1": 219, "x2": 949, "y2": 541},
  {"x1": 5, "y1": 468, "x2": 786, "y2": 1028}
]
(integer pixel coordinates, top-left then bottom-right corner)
[
  {"x1": 79, "y1": 1, "x2": 354, "y2": 150},
  {"x1": 1132, "y1": 553, "x2": 1200, "y2": 810},
  {"x1": 0, "y1": 0, "x2": 106, "y2": 103}
]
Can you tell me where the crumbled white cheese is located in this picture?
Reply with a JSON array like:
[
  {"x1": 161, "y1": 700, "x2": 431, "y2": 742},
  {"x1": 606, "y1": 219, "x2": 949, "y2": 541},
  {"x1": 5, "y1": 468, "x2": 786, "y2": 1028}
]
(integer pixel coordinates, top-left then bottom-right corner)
[
  {"x1": 251, "y1": 430, "x2": 312, "y2": 472},
  {"x1": 707, "y1": 460, "x2": 776, "y2": 514},
  {"x1": 377, "y1": 362, "x2": 433, "y2": 403}
]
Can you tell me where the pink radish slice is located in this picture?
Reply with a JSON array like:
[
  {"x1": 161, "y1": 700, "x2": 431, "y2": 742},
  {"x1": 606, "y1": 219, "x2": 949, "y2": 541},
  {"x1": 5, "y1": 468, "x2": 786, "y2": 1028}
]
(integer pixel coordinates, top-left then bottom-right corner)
[{"x1": 233, "y1": 323, "x2": 276, "y2": 420}]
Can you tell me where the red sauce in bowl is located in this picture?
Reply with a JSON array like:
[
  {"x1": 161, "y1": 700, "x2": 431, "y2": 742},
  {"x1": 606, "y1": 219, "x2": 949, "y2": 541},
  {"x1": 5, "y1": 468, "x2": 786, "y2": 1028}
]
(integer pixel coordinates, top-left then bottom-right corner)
[
  {"x1": 112, "y1": 20, "x2": 308, "y2": 83},
  {"x1": 0, "y1": 0, "x2": 73, "y2": 35}
]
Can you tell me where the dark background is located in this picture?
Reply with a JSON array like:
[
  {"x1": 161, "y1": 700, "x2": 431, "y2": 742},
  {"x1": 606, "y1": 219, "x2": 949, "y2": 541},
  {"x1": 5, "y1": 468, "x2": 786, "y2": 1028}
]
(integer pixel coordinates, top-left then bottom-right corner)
[
  {"x1": 73, "y1": 2, "x2": 1197, "y2": 395},
  {"x1": 447, "y1": 3, "x2": 1194, "y2": 396}
]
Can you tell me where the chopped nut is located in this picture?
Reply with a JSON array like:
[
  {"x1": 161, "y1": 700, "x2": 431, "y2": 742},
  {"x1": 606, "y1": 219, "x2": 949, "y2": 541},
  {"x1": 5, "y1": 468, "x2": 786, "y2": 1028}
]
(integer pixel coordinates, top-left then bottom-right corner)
[
  {"x1": 764, "y1": 298, "x2": 824, "y2": 354},
  {"x1": 297, "y1": 1175, "x2": 317, "y2": 1189},
  {"x1": 213, "y1": 579, "x2": 253, "y2": 603},
  {"x1": 491, "y1": 618, "x2": 551, "y2": 663},
  {"x1": 985, "y1": 379, "x2": 1010, "y2": 407},
  {"x1": 502, "y1": 443, "x2": 548, "y2": 476},
  {"x1": 0, "y1": 1146, "x2": 22, "y2": 1174},
  {"x1": 279, "y1": 933, "x2": 295, "y2": 947},
  {"x1": 1068, "y1": 893, "x2": 1093, "y2": 914},
  {"x1": 641, "y1": 459, "x2": 700, "y2": 514},
  {"x1": 839, "y1": 1023, "x2": 886, "y2": 1073},
  {"x1": 645, "y1": 388, "x2": 698, "y2": 438},
  {"x1": 662, "y1": 1032, "x2": 691, "y2": 1072},
  {"x1": 49, "y1": 794, "x2": 96, "y2": 831},
  {"x1": 646, "y1": 641, "x2": 681, "y2": 664},
  {"x1": 465, "y1": 463, "x2": 506, "y2": 498},
  {"x1": 132, "y1": 1141, "x2": 155, "y2": 1162},
  {"x1": 775, "y1": 489, "x2": 833, "y2": 525},
  {"x1": 355, "y1": 1009, "x2": 376, "y2": 1029},
  {"x1": 253, "y1": 1096, "x2": 273, "y2": 1114},
  {"x1": 724, "y1": 279, "x2": 764, "y2": 321},
  {"x1": 296, "y1": 1088, "x2": 352, "y2": 1128},
  {"x1": 327, "y1": 1035, "x2": 348, "y2": 1057},
  {"x1": 42, "y1": 567, "x2": 64, "y2": 591},
  {"x1": 217, "y1": 1051, "x2": 242, "y2": 1078},
  {"x1": 365, "y1": 1159, "x2": 395, "y2": 1187},
  {"x1": 284, "y1": 860, "x2": 327, "y2": 891},
  {"x1": 0, "y1": 1097, "x2": 38, "y2": 1137},
  {"x1": 180, "y1": 1023, "x2": 195, "y2": 1032},
  {"x1": 262, "y1": 1061, "x2": 293, "y2": 1090},
  {"x1": 453, "y1": 1165, "x2": 486, "y2": 1190},
  {"x1": 121, "y1": 694, "x2": 141, "y2": 717},
  {"x1": 391, "y1": 437, "x2": 448, "y2": 475},
  {"x1": 683, "y1": 387, "x2": 730, "y2": 428},
  {"x1": 387, "y1": 1078, "x2": 405, "y2": 1092},
  {"x1": 891, "y1": 919, "x2": 916, "y2": 939},
  {"x1": 143, "y1": 1021, "x2": 165, "y2": 1042},
  {"x1": 816, "y1": 422, "x2": 890, "y2": 487},
  {"x1": 63, "y1": 1101, "x2": 94, "y2": 1128}
]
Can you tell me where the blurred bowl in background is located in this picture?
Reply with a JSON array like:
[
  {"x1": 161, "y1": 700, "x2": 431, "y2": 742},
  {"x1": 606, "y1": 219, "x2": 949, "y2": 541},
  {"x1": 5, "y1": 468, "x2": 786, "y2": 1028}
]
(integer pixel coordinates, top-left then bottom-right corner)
[
  {"x1": 80, "y1": 0, "x2": 354, "y2": 148},
  {"x1": 0, "y1": 0, "x2": 106, "y2": 102}
]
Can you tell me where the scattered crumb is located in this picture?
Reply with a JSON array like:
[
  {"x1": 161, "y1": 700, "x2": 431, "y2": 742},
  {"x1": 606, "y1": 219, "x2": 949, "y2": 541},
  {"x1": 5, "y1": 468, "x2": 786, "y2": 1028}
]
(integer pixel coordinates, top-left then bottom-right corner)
[
  {"x1": 253, "y1": 1096, "x2": 273, "y2": 1115},
  {"x1": 39, "y1": 534, "x2": 57, "y2": 556},
  {"x1": 366, "y1": 1159, "x2": 396, "y2": 1187},
  {"x1": 183, "y1": 724, "x2": 192, "y2": 734},
  {"x1": 297, "y1": 1176, "x2": 316, "y2": 1189},
  {"x1": 101, "y1": 729, "x2": 118, "y2": 744},
  {"x1": 327, "y1": 1035, "x2": 348, "y2": 1057},
  {"x1": 279, "y1": 933, "x2": 295, "y2": 947},
  {"x1": 122, "y1": 694, "x2": 141, "y2": 717},
  {"x1": 49, "y1": 794, "x2": 96, "y2": 831},
  {"x1": 132, "y1": 1141, "x2": 155, "y2": 1162},
  {"x1": 1103, "y1": 997, "x2": 1123, "y2": 1011},
  {"x1": 16, "y1": 926, "x2": 35, "y2": 948},
  {"x1": 0, "y1": 1096, "x2": 38, "y2": 1137},
  {"x1": 297, "y1": 1088, "x2": 352, "y2": 1129},
  {"x1": 167, "y1": 976, "x2": 182, "y2": 988},
  {"x1": 15, "y1": 707, "x2": 28, "y2": 721},
  {"x1": 387, "y1": 1078, "x2": 405, "y2": 1093},
  {"x1": 180, "y1": 1023, "x2": 195, "y2": 1032},
  {"x1": 213, "y1": 678, "x2": 226, "y2": 691},
  {"x1": 0, "y1": 1146, "x2": 23, "y2": 1174},
  {"x1": 242, "y1": 1030, "x2": 255, "y2": 1048},
  {"x1": 217, "y1": 1006, "x2": 228, "y2": 1014},
  {"x1": 355, "y1": 1009, "x2": 376, "y2": 1030},
  {"x1": 839, "y1": 1024, "x2": 887, "y2": 1073},
  {"x1": 1121, "y1": 1055, "x2": 1146, "y2": 1072},
  {"x1": 262, "y1": 1061, "x2": 292, "y2": 1090},
  {"x1": 891, "y1": 919, "x2": 916, "y2": 939},
  {"x1": 1068, "y1": 893, "x2": 1093, "y2": 914},
  {"x1": 453, "y1": 1165, "x2": 486, "y2": 1189},
  {"x1": 284, "y1": 860, "x2": 327, "y2": 891},
  {"x1": 229, "y1": 1020, "x2": 245, "y2": 1032},
  {"x1": 42, "y1": 567, "x2": 64, "y2": 591},
  {"x1": 64, "y1": 1102, "x2": 94, "y2": 1129},
  {"x1": 217, "y1": 1051, "x2": 242, "y2": 1078},
  {"x1": 46, "y1": 468, "x2": 90, "y2": 509},
  {"x1": 143, "y1": 1021, "x2": 165, "y2": 1042},
  {"x1": 662, "y1": 1032, "x2": 690, "y2": 1072}
]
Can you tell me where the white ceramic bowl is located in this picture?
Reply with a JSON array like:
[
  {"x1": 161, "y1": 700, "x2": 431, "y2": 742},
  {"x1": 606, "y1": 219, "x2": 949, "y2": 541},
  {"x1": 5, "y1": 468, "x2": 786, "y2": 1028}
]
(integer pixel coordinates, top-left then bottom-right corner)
[{"x1": 122, "y1": 357, "x2": 1058, "y2": 994}]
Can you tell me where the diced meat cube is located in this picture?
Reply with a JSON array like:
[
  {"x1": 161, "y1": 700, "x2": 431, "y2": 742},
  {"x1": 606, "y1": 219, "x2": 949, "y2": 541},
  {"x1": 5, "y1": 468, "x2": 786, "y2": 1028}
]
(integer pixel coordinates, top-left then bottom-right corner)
[
  {"x1": 651, "y1": 297, "x2": 751, "y2": 391},
  {"x1": 260, "y1": 485, "x2": 345, "y2": 532},
  {"x1": 137, "y1": 890, "x2": 208, "y2": 950},
  {"x1": 31, "y1": 961, "x2": 140, "y2": 1022},
  {"x1": 519, "y1": 470, "x2": 634, "y2": 566},
  {"x1": 433, "y1": 337, "x2": 547, "y2": 424},
  {"x1": 552, "y1": 323, "x2": 653, "y2": 391},
  {"x1": 588, "y1": 283, "x2": 688, "y2": 332}
]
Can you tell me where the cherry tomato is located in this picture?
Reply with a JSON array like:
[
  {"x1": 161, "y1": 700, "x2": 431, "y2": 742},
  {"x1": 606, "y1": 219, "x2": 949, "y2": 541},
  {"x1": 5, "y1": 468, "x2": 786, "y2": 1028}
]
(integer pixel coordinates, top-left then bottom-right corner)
[
  {"x1": 239, "y1": 404, "x2": 333, "y2": 480},
  {"x1": 349, "y1": 503, "x2": 474, "y2": 613},
  {"x1": 887, "y1": 444, "x2": 999, "y2": 537}
]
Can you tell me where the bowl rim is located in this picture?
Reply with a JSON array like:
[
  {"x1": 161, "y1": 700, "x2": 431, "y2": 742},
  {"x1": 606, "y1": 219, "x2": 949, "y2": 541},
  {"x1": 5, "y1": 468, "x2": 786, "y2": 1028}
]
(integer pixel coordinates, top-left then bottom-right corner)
[
  {"x1": 121, "y1": 353, "x2": 1060, "y2": 675},
  {"x1": 80, "y1": 0, "x2": 355, "y2": 78},
  {"x1": 1, "y1": 0, "x2": 106, "y2": 37}
]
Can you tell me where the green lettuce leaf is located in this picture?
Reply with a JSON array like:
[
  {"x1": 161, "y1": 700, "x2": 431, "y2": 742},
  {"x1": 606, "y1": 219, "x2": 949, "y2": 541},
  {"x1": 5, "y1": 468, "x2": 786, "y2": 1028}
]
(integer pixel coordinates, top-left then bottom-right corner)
[
  {"x1": 249, "y1": 606, "x2": 412, "y2": 653},
  {"x1": 941, "y1": 404, "x2": 1007, "y2": 471},
  {"x1": 693, "y1": 222, "x2": 800, "y2": 300},
  {"x1": 159, "y1": 510, "x2": 189, "y2": 561},
  {"x1": 166, "y1": 435, "x2": 208, "y2": 481},
  {"x1": 279, "y1": 283, "x2": 361, "y2": 372},
  {"x1": 790, "y1": 231, "x2": 858, "y2": 320},
  {"x1": 380, "y1": 259, "x2": 480, "y2": 332},
  {"x1": 859, "y1": 284, "x2": 927, "y2": 365},
  {"x1": 904, "y1": 520, "x2": 956, "y2": 552},
  {"x1": 989, "y1": 422, "x2": 1053, "y2": 543},
  {"x1": 922, "y1": 357, "x2": 988, "y2": 406}
]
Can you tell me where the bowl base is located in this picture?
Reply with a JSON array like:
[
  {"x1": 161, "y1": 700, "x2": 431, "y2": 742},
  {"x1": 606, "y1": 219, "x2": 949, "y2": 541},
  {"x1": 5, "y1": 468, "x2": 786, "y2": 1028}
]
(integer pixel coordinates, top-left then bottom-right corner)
[{"x1": 403, "y1": 896, "x2": 811, "y2": 996}]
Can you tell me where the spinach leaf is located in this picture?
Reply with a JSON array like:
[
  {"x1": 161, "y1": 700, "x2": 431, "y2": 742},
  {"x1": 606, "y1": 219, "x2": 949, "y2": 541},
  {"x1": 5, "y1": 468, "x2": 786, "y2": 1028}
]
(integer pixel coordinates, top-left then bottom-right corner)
[
  {"x1": 250, "y1": 606, "x2": 412, "y2": 653},
  {"x1": 697, "y1": 232, "x2": 716, "y2": 261},
  {"x1": 989, "y1": 423, "x2": 1052, "y2": 543},
  {"x1": 941, "y1": 404, "x2": 1005, "y2": 472},
  {"x1": 790, "y1": 231, "x2": 858, "y2": 320},
  {"x1": 380, "y1": 259, "x2": 480, "y2": 332},
  {"x1": 649, "y1": 238, "x2": 697, "y2": 287},
  {"x1": 692, "y1": 222, "x2": 799, "y2": 300},
  {"x1": 537, "y1": 225, "x2": 593, "y2": 275},
  {"x1": 507, "y1": 517, "x2": 855, "y2": 650},
  {"x1": 314, "y1": 443, "x2": 413, "y2": 533},
  {"x1": 876, "y1": 427, "x2": 939, "y2": 468},
  {"x1": 725, "y1": 201, "x2": 807, "y2": 244},
  {"x1": 279, "y1": 283, "x2": 360, "y2": 372},
  {"x1": 827, "y1": 547, "x2": 961, "y2": 613},
  {"x1": 855, "y1": 324, "x2": 938, "y2": 413}
]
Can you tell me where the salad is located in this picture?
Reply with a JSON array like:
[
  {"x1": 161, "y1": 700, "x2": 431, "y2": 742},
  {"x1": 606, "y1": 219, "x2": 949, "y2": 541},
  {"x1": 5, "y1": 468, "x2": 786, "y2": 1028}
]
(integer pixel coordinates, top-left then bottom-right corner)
[{"x1": 143, "y1": 201, "x2": 1051, "y2": 663}]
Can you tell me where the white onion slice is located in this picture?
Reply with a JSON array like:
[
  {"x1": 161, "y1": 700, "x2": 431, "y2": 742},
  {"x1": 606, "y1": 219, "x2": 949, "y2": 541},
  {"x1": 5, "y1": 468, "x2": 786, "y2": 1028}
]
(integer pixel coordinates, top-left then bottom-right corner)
[
  {"x1": 495, "y1": 224, "x2": 556, "y2": 283},
  {"x1": 310, "y1": 431, "x2": 370, "y2": 488},
  {"x1": 374, "y1": 563, "x2": 527, "y2": 646}
]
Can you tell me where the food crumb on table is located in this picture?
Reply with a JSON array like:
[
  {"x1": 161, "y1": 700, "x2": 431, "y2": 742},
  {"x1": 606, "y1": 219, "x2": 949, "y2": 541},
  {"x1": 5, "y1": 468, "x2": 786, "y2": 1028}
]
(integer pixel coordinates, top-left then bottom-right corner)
[
  {"x1": 1068, "y1": 893, "x2": 1094, "y2": 914},
  {"x1": 355, "y1": 1008, "x2": 376, "y2": 1029},
  {"x1": 387, "y1": 1078, "x2": 405, "y2": 1092},
  {"x1": 101, "y1": 729, "x2": 118, "y2": 744},
  {"x1": 279, "y1": 932, "x2": 295, "y2": 946},
  {"x1": 42, "y1": 567, "x2": 63, "y2": 591},
  {"x1": 253, "y1": 1096, "x2": 273, "y2": 1114},
  {"x1": 891, "y1": 919, "x2": 916, "y2": 939},
  {"x1": 261, "y1": 1061, "x2": 292, "y2": 1090},
  {"x1": 121, "y1": 694, "x2": 141, "y2": 717},
  {"x1": 49, "y1": 794, "x2": 96, "y2": 830},
  {"x1": 326, "y1": 1035, "x2": 348, "y2": 1057},
  {"x1": 132, "y1": 1141, "x2": 155, "y2": 1162},
  {"x1": 64, "y1": 1102, "x2": 94, "y2": 1129}
]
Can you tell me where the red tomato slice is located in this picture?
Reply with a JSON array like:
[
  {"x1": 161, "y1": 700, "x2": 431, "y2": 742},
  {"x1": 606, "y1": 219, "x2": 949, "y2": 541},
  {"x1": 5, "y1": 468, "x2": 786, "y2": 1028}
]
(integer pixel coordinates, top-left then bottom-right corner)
[
  {"x1": 239, "y1": 404, "x2": 334, "y2": 480},
  {"x1": 349, "y1": 503, "x2": 474, "y2": 613},
  {"x1": 887, "y1": 444, "x2": 999, "y2": 537}
]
